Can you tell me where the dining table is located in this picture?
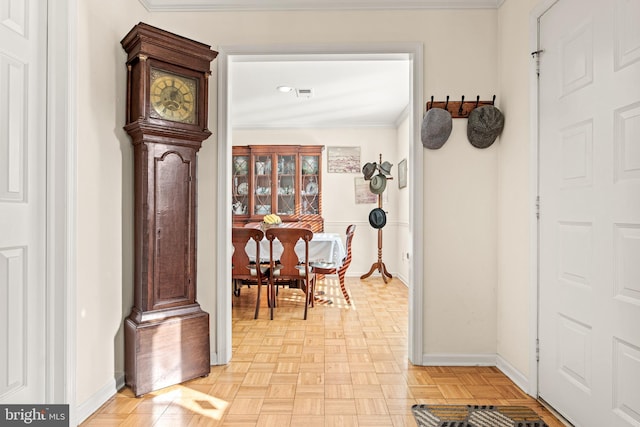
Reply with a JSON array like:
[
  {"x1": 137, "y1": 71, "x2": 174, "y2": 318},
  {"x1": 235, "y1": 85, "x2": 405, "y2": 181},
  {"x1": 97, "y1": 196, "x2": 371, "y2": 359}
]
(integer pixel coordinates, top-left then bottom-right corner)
[{"x1": 244, "y1": 231, "x2": 346, "y2": 266}]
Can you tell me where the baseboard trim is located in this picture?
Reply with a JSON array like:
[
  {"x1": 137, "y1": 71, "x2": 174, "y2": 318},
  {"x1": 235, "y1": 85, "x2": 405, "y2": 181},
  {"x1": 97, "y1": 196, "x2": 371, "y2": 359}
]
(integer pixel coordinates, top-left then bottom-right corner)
[
  {"x1": 422, "y1": 353, "x2": 497, "y2": 366},
  {"x1": 395, "y1": 273, "x2": 408, "y2": 285},
  {"x1": 496, "y1": 354, "x2": 531, "y2": 396},
  {"x1": 76, "y1": 372, "x2": 125, "y2": 425}
]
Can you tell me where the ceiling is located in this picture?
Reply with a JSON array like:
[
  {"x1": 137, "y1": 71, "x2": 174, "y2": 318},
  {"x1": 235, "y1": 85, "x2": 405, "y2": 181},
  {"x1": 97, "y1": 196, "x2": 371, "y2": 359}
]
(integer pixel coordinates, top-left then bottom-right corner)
[{"x1": 230, "y1": 56, "x2": 411, "y2": 129}]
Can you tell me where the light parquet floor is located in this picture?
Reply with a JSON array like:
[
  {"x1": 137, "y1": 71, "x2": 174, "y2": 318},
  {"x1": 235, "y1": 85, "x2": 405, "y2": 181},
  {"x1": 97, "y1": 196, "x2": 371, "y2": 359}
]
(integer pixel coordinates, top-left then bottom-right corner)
[{"x1": 81, "y1": 276, "x2": 564, "y2": 427}]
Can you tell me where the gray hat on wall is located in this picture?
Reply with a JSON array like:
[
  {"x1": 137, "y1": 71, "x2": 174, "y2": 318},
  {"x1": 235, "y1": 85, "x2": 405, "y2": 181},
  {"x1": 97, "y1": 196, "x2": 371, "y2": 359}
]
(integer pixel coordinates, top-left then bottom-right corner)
[
  {"x1": 421, "y1": 107, "x2": 452, "y2": 149},
  {"x1": 467, "y1": 105, "x2": 505, "y2": 149}
]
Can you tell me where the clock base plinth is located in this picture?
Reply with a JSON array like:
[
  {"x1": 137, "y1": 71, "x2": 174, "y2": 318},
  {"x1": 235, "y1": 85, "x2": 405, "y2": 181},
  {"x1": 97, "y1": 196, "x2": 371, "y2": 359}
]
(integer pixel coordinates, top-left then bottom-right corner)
[{"x1": 125, "y1": 306, "x2": 210, "y2": 397}]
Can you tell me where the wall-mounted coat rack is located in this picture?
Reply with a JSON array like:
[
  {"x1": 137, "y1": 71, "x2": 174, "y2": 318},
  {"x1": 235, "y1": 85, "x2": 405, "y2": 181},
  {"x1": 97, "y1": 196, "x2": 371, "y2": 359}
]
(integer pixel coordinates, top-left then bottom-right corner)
[{"x1": 426, "y1": 95, "x2": 496, "y2": 119}]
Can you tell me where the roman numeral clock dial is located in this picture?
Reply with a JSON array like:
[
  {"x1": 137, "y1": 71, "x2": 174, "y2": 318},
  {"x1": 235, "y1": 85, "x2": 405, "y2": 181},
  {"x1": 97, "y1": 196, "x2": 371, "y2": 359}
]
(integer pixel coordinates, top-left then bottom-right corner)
[{"x1": 149, "y1": 69, "x2": 197, "y2": 123}]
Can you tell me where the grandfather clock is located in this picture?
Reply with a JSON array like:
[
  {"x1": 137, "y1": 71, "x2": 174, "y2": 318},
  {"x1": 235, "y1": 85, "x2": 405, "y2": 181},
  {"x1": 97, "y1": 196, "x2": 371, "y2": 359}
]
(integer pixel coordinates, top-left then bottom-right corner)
[{"x1": 121, "y1": 22, "x2": 217, "y2": 396}]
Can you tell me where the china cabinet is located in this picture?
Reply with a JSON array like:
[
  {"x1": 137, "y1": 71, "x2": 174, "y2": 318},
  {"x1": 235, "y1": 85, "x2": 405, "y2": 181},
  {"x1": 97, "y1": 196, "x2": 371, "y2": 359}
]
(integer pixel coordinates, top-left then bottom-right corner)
[{"x1": 232, "y1": 145, "x2": 324, "y2": 232}]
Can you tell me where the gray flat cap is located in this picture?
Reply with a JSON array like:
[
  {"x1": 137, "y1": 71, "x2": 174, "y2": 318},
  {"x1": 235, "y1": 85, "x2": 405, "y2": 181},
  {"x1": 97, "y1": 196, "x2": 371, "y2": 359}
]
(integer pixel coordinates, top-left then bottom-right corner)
[
  {"x1": 467, "y1": 105, "x2": 505, "y2": 148},
  {"x1": 421, "y1": 107, "x2": 452, "y2": 150}
]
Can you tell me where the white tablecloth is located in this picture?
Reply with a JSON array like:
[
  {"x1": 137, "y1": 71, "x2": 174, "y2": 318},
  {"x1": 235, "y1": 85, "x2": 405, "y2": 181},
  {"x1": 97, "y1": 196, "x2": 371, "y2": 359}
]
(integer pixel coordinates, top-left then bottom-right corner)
[{"x1": 245, "y1": 232, "x2": 346, "y2": 267}]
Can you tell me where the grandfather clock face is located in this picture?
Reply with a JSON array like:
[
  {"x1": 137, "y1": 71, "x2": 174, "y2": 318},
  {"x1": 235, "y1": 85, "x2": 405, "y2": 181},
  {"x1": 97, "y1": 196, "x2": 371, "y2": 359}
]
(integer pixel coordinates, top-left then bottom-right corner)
[{"x1": 149, "y1": 67, "x2": 198, "y2": 124}]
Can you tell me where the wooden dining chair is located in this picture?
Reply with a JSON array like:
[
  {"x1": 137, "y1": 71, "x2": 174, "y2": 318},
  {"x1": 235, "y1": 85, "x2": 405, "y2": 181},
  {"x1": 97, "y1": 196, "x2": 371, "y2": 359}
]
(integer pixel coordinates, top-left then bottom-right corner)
[
  {"x1": 231, "y1": 227, "x2": 268, "y2": 319},
  {"x1": 264, "y1": 227, "x2": 316, "y2": 320},
  {"x1": 311, "y1": 224, "x2": 356, "y2": 304}
]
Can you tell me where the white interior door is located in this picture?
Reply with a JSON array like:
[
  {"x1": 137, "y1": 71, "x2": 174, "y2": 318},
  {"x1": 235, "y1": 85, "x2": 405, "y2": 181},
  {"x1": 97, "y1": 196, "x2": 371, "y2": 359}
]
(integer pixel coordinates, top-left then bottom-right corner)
[
  {"x1": 0, "y1": 0, "x2": 47, "y2": 403},
  {"x1": 538, "y1": 0, "x2": 640, "y2": 426}
]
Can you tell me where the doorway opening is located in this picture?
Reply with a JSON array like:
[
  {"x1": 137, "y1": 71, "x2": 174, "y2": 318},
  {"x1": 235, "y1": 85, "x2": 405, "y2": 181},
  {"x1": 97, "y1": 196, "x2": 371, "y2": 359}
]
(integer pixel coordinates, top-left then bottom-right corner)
[{"x1": 215, "y1": 43, "x2": 424, "y2": 366}]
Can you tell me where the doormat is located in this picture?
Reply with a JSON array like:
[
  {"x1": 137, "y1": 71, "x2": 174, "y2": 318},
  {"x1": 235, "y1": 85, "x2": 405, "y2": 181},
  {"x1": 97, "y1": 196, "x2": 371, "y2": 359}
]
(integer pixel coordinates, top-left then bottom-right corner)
[{"x1": 411, "y1": 404, "x2": 549, "y2": 427}]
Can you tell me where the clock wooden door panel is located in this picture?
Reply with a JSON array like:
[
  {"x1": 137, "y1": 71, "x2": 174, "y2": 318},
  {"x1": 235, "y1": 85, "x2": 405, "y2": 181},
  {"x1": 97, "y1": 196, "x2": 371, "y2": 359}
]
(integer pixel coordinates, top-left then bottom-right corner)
[
  {"x1": 121, "y1": 23, "x2": 217, "y2": 397},
  {"x1": 153, "y1": 149, "x2": 194, "y2": 309}
]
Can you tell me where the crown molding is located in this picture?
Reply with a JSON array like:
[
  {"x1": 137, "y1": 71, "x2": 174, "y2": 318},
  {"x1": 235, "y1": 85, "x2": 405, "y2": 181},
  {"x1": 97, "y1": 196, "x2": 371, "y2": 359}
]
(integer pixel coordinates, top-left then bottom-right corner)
[
  {"x1": 138, "y1": 0, "x2": 504, "y2": 12},
  {"x1": 232, "y1": 122, "x2": 401, "y2": 130}
]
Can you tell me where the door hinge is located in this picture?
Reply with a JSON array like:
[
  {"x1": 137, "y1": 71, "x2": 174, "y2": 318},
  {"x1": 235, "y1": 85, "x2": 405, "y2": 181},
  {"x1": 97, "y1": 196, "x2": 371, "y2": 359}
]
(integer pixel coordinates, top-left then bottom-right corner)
[
  {"x1": 531, "y1": 49, "x2": 544, "y2": 76},
  {"x1": 536, "y1": 196, "x2": 540, "y2": 219},
  {"x1": 536, "y1": 338, "x2": 540, "y2": 362}
]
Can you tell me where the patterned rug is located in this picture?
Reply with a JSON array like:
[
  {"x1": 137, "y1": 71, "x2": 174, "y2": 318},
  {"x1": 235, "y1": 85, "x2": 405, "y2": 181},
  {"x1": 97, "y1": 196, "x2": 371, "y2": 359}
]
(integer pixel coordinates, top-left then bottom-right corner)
[{"x1": 411, "y1": 404, "x2": 549, "y2": 427}]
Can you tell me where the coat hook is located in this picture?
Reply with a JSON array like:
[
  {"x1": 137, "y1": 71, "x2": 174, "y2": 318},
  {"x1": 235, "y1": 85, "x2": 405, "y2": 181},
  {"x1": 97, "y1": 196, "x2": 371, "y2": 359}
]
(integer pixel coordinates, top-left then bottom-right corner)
[
  {"x1": 444, "y1": 95, "x2": 449, "y2": 112},
  {"x1": 475, "y1": 95, "x2": 480, "y2": 108},
  {"x1": 492, "y1": 95, "x2": 496, "y2": 105},
  {"x1": 458, "y1": 95, "x2": 465, "y2": 115}
]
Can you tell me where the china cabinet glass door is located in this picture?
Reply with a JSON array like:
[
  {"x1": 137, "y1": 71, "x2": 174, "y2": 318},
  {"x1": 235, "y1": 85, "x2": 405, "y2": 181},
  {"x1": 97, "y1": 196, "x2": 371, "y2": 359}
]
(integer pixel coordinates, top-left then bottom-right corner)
[
  {"x1": 232, "y1": 155, "x2": 249, "y2": 217},
  {"x1": 276, "y1": 154, "x2": 296, "y2": 215},
  {"x1": 253, "y1": 154, "x2": 272, "y2": 215},
  {"x1": 300, "y1": 155, "x2": 320, "y2": 215}
]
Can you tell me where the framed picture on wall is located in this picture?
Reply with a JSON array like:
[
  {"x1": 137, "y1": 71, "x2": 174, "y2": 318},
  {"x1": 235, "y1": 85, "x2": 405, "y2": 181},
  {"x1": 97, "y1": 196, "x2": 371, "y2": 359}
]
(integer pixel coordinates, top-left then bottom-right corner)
[
  {"x1": 354, "y1": 177, "x2": 388, "y2": 204},
  {"x1": 328, "y1": 146, "x2": 361, "y2": 173},
  {"x1": 398, "y1": 158, "x2": 407, "y2": 189},
  {"x1": 354, "y1": 177, "x2": 377, "y2": 204}
]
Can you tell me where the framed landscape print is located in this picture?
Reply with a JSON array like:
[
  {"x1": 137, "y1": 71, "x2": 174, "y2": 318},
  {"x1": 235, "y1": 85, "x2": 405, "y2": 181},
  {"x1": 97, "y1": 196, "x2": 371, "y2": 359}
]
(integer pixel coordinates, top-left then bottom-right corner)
[
  {"x1": 328, "y1": 146, "x2": 361, "y2": 173},
  {"x1": 398, "y1": 158, "x2": 407, "y2": 189}
]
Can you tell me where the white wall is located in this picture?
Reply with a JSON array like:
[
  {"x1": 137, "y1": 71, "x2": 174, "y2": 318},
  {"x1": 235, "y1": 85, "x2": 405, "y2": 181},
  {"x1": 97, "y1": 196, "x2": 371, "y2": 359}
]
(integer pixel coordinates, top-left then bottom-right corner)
[
  {"x1": 76, "y1": 1, "x2": 506, "y2": 413},
  {"x1": 496, "y1": 0, "x2": 539, "y2": 380},
  {"x1": 421, "y1": 18, "x2": 499, "y2": 357},
  {"x1": 75, "y1": 0, "x2": 149, "y2": 410},
  {"x1": 422, "y1": 119, "x2": 499, "y2": 357}
]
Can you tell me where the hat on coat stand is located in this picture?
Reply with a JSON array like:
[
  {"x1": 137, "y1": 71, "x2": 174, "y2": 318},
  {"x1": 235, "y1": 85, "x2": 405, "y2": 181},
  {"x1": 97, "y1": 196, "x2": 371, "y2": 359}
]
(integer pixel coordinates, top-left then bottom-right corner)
[
  {"x1": 368, "y1": 208, "x2": 387, "y2": 229},
  {"x1": 369, "y1": 174, "x2": 387, "y2": 194}
]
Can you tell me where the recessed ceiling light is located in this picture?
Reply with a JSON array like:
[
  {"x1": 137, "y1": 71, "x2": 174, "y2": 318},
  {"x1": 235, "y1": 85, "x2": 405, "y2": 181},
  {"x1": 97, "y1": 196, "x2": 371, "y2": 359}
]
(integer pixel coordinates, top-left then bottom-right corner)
[{"x1": 277, "y1": 86, "x2": 293, "y2": 93}]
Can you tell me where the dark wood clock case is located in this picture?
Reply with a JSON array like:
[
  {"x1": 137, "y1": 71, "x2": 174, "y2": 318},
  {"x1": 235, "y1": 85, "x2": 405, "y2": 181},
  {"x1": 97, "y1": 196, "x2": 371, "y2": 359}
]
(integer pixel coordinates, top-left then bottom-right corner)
[{"x1": 121, "y1": 23, "x2": 218, "y2": 397}]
